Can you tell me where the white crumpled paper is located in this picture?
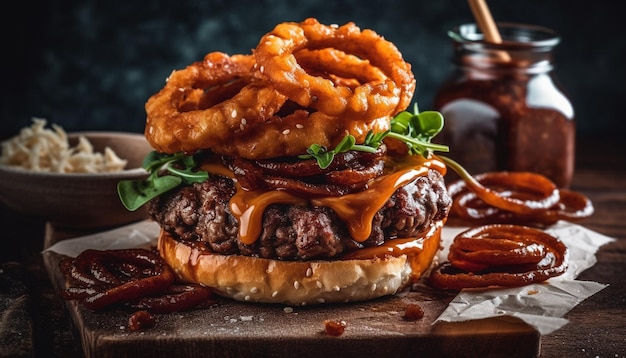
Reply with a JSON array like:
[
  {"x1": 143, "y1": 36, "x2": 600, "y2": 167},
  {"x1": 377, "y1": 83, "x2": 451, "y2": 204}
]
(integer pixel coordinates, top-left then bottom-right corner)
[
  {"x1": 44, "y1": 220, "x2": 161, "y2": 257},
  {"x1": 433, "y1": 221, "x2": 614, "y2": 335},
  {"x1": 44, "y1": 219, "x2": 614, "y2": 335}
]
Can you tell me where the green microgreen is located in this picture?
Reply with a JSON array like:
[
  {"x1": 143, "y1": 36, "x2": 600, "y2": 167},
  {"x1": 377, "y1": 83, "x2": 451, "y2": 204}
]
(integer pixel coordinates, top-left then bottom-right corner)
[
  {"x1": 387, "y1": 103, "x2": 450, "y2": 156},
  {"x1": 117, "y1": 151, "x2": 208, "y2": 211},
  {"x1": 300, "y1": 133, "x2": 380, "y2": 169}
]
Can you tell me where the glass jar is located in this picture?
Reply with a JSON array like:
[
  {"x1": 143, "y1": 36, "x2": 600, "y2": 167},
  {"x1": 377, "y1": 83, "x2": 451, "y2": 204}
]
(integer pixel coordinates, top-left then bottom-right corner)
[{"x1": 433, "y1": 22, "x2": 575, "y2": 188}]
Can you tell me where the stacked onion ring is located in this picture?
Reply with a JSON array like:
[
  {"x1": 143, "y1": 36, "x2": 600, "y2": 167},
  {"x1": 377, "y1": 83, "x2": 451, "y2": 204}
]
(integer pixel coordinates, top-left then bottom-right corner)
[{"x1": 144, "y1": 18, "x2": 415, "y2": 161}]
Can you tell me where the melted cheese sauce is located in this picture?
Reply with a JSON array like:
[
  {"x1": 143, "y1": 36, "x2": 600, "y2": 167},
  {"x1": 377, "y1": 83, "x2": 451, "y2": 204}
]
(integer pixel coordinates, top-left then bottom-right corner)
[{"x1": 200, "y1": 155, "x2": 446, "y2": 258}]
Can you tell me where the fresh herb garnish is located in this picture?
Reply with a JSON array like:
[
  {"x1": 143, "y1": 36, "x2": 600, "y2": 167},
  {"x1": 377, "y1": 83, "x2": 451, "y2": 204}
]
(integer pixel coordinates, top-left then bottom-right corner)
[
  {"x1": 300, "y1": 103, "x2": 449, "y2": 167},
  {"x1": 117, "y1": 151, "x2": 208, "y2": 211},
  {"x1": 387, "y1": 103, "x2": 450, "y2": 156}
]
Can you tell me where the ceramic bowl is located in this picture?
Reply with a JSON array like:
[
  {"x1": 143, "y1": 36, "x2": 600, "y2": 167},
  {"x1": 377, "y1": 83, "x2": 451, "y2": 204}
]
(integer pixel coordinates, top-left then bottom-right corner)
[{"x1": 0, "y1": 132, "x2": 152, "y2": 229}]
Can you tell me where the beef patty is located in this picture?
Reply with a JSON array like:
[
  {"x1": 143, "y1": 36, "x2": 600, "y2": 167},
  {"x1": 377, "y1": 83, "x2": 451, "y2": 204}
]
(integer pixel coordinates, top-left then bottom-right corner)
[{"x1": 148, "y1": 169, "x2": 451, "y2": 261}]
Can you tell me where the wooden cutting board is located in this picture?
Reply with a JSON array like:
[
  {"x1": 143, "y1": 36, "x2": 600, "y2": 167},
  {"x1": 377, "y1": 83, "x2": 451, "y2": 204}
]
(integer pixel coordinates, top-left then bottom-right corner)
[{"x1": 42, "y1": 223, "x2": 540, "y2": 358}]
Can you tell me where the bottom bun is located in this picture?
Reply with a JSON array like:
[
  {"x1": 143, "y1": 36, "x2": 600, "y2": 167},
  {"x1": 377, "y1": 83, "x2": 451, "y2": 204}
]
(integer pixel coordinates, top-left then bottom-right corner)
[{"x1": 157, "y1": 222, "x2": 443, "y2": 306}]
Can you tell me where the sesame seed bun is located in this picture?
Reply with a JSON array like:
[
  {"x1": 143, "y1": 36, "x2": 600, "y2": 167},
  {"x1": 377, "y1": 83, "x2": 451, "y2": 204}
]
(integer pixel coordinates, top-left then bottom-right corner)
[{"x1": 156, "y1": 221, "x2": 443, "y2": 306}]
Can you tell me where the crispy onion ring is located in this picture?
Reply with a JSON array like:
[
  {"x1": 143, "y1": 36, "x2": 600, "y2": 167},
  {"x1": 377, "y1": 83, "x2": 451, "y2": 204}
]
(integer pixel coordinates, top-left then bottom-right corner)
[
  {"x1": 429, "y1": 224, "x2": 569, "y2": 290},
  {"x1": 143, "y1": 20, "x2": 416, "y2": 159},
  {"x1": 254, "y1": 18, "x2": 415, "y2": 121},
  {"x1": 59, "y1": 249, "x2": 213, "y2": 313},
  {"x1": 215, "y1": 107, "x2": 390, "y2": 159},
  {"x1": 444, "y1": 168, "x2": 593, "y2": 226},
  {"x1": 145, "y1": 52, "x2": 287, "y2": 154},
  {"x1": 216, "y1": 108, "x2": 342, "y2": 159},
  {"x1": 295, "y1": 48, "x2": 388, "y2": 89}
]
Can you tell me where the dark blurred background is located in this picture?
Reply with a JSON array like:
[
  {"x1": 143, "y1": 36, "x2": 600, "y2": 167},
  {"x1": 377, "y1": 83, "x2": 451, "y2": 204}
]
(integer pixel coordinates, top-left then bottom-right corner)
[{"x1": 1, "y1": 0, "x2": 624, "y2": 142}]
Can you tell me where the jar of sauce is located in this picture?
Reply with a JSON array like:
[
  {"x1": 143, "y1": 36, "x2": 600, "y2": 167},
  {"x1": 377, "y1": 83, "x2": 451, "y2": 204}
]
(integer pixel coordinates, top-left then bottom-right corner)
[{"x1": 433, "y1": 22, "x2": 575, "y2": 188}]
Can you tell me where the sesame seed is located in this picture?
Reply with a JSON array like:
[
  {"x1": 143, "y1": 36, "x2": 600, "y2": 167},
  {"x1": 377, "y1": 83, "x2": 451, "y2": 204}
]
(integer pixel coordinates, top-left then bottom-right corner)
[
  {"x1": 241, "y1": 118, "x2": 247, "y2": 125},
  {"x1": 250, "y1": 287, "x2": 259, "y2": 294},
  {"x1": 316, "y1": 281, "x2": 323, "y2": 289},
  {"x1": 294, "y1": 280, "x2": 300, "y2": 289},
  {"x1": 333, "y1": 285, "x2": 341, "y2": 292},
  {"x1": 231, "y1": 109, "x2": 237, "y2": 118},
  {"x1": 259, "y1": 65, "x2": 265, "y2": 73},
  {"x1": 272, "y1": 291, "x2": 279, "y2": 297},
  {"x1": 296, "y1": 124, "x2": 304, "y2": 129},
  {"x1": 239, "y1": 124, "x2": 245, "y2": 131},
  {"x1": 317, "y1": 298, "x2": 325, "y2": 303},
  {"x1": 283, "y1": 307, "x2": 294, "y2": 313},
  {"x1": 371, "y1": 283, "x2": 377, "y2": 292},
  {"x1": 244, "y1": 295, "x2": 251, "y2": 301},
  {"x1": 282, "y1": 129, "x2": 290, "y2": 135},
  {"x1": 306, "y1": 267, "x2": 312, "y2": 277}
]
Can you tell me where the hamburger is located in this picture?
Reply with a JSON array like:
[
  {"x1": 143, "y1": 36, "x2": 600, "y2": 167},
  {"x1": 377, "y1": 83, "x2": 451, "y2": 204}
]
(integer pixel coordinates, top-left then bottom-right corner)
[{"x1": 118, "y1": 19, "x2": 452, "y2": 306}]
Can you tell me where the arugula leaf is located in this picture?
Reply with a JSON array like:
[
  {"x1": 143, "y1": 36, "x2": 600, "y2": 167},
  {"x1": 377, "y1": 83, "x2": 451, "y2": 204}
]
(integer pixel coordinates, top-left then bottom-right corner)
[{"x1": 117, "y1": 151, "x2": 208, "y2": 211}]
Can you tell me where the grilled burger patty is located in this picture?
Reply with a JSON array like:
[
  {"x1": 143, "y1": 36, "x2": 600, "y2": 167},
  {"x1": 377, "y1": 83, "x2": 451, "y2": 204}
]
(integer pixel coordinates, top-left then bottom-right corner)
[{"x1": 148, "y1": 169, "x2": 451, "y2": 261}]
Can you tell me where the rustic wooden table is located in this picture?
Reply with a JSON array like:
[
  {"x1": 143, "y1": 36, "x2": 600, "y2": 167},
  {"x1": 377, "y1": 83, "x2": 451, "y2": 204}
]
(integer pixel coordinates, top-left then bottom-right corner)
[{"x1": 1, "y1": 137, "x2": 624, "y2": 358}]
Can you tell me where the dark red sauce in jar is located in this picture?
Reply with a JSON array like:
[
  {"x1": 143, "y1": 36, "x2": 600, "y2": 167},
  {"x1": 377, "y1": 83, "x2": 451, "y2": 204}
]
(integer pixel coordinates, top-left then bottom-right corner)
[{"x1": 434, "y1": 23, "x2": 575, "y2": 188}]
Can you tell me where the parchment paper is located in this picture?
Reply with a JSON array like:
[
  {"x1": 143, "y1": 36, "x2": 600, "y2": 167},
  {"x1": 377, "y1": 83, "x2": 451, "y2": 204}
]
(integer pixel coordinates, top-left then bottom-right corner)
[{"x1": 433, "y1": 221, "x2": 613, "y2": 334}]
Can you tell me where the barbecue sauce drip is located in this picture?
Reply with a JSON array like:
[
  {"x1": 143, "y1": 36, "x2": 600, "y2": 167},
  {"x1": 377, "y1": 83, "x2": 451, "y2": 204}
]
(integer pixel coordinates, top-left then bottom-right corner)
[
  {"x1": 341, "y1": 220, "x2": 443, "y2": 281},
  {"x1": 312, "y1": 155, "x2": 444, "y2": 242},
  {"x1": 208, "y1": 154, "x2": 446, "y2": 246},
  {"x1": 230, "y1": 188, "x2": 307, "y2": 245}
]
